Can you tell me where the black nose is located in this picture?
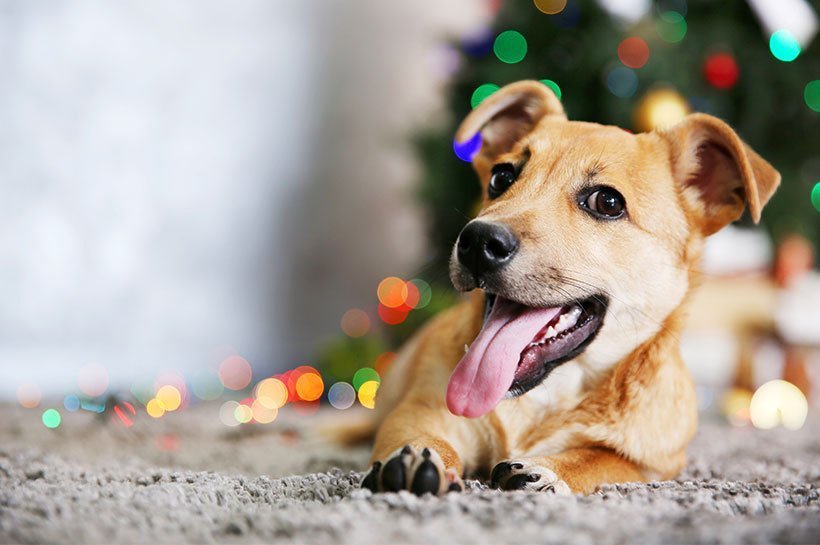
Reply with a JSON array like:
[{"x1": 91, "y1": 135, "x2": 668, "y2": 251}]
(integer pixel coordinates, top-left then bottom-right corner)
[{"x1": 456, "y1": 221, "x2": 519, "y2": 279}]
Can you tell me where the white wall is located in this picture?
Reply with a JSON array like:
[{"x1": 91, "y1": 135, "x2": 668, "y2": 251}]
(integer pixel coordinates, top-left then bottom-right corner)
[{"x1": 0, "y1": 0, "x2": 485, "y2": 396}]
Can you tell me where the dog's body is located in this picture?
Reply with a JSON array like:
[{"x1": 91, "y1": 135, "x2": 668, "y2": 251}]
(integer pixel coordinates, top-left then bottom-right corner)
[{"x1": 361, "y1": 81, "x2": 780, "y2": 495}]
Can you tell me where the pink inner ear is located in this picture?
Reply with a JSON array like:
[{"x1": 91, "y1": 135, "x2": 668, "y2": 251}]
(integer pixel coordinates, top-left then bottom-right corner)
[{"x1": 688, "y1": 142, "x2": 744, "y2": 207}]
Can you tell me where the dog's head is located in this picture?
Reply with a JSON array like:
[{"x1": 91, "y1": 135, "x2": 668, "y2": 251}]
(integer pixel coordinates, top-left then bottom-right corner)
[{"x1": 446, "y1": 80, "x2": 780, "y2": 418}]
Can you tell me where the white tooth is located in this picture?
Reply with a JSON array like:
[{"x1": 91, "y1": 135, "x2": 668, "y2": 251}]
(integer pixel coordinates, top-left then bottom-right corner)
[
  {"x1": 464, "y1": 344, "x2": 470, "y2": 354},
  {"x1": 546, "y1": 326, "x2": 557, "y2": 338}
]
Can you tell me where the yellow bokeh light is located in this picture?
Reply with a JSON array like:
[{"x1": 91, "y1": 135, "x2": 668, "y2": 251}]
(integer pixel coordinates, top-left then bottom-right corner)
[
  {"x1": 358, "y1": 380, "x2": 380, "y2": 409},
  {"x1": 155, "y1": 385, "x2": 182, "y2": 411},
  {"x1": 721, "y1": 387, "x2": 752, "y2": 427},
  {"x1": 251, "y1": 399, "x2": 278, "y2": 424},
  {"x1": 146, "y1": 398, "x2": 165, "y2": 418},
  {"x1": 750, "y1": 380, "x2": 808, "y2": 430},
  {"x1": 234, "y1": 403, "x2": 253, "y2": 424},
  {"x1": 534, "y1": 0, "x2": 567, "y2": 15},
  {"x1": 633, "y1": 88, "x2": 690, "y2": 132},
  {"x1": 255, "y1": 377, "x2": 289, "y2": 409},
  {"x1": 296, "y1": 373, "x2": 324, "y2": 402}
]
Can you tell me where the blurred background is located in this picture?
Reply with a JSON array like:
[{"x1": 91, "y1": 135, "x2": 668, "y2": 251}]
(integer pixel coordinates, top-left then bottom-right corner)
[{"x1": 3, "y1": 0, "x2": 819, "y2": 432}]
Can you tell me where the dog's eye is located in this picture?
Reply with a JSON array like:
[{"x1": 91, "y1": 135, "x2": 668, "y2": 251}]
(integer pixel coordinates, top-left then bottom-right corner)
[
  {"x1": 488, "y1": 164, "x2": 517, "y2": 199},
  {"x1": 581, "y1": 188, "x2": 626, "y2": 219}
]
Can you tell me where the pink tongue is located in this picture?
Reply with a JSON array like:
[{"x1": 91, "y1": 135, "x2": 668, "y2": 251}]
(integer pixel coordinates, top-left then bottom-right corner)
[{"x1": 446, "y1": 298, "x2": 561, "y2": 418}]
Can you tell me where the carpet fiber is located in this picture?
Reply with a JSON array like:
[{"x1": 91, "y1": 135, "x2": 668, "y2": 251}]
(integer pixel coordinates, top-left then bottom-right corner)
[{"x1": 0, "y1": 404, "x2": 817, "y2": 544}]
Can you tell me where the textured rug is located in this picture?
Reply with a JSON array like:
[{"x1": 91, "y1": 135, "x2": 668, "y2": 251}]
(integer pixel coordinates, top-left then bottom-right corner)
[{"x1": 0, "y1": 404, "x2": 817, "y2": 544}]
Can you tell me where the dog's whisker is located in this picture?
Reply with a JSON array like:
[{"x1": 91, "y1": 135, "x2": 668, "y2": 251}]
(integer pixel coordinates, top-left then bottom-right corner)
[{"x1": 555, "y1": 273, "x2": 682, "y2": 344}]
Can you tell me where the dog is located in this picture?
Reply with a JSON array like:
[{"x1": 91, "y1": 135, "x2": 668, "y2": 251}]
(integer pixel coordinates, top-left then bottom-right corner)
[{"x1": 359, "y1": 80, "x2": 780, "y2": 495}]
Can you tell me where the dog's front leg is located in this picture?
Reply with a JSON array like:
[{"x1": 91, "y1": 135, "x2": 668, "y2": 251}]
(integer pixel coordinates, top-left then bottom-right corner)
[
  {"x1": 490, "y1": 447, "x2": 647, "y2": 495},
  {"x1": 361, "y1": 401, "x2": 472, "y2": 496}
]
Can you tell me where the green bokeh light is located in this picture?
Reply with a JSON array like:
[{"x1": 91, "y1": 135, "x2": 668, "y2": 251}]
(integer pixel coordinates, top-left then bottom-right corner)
[
  {"x1": 811, "y1": 182, "x2": 820, "y2": 213},
  {"x1": 804, "y1": 81, "x2": 820, "y2": 112},
  {"x1": 192, "y1": 371, "x2": 224, "y2": 401},
  {"x1": 493, "y1": 30, "x2": 527, "y2": 64},
  {"x1": 769, "y1": 30, "x2": 801, "y2": 62},
  {"x1": 352, "y1": 367, "x2": 381, "y2": 391},
  {"x1": 409, "y1": 279, "x2": 432, "y2": 309},
  {"x1": 540, "y1": 79, "x2": 562, "y2": 100},
  {"x1": 42, "y1": 408, "x2": 61, "y2": 429},
  {"x1": 470, "y1": 83, "x2": 500, "y2": 109},
  {"x1": 656, "y1": 11, "x2": 687, "y2": 43}
]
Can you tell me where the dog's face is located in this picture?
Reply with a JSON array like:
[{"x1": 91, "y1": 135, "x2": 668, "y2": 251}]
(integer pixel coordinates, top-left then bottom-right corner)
[{"x1": 446, "y1": 81, "x2": 780, "y2": 418}]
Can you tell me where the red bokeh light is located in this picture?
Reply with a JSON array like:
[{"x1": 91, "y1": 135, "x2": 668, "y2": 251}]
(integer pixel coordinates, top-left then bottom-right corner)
[
  {"x1": 378, "y1": 303, "x2": 409, "y2": 325},
  {"x1": 374, "y1": 352, "x2": 397, "y2": 377},
  {"x1": 704, "y1": 52, "x2": 739, "y2": 89},
  {"x1": 618, "y1": 37, "x2": 650, "y2": 69}
]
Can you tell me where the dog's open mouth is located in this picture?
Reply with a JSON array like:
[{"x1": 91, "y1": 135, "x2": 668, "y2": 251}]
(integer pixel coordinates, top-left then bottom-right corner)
[{"x1": 446, "y1": 293, "x2": 608, "y2": 418}]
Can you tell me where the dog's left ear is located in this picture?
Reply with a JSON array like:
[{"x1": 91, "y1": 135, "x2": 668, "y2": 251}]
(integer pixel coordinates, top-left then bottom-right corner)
[
  {"x1": 455, "y1": 80, "x2": 565, "y2": 183},
  {"x1": 661, "y1": 113, "x2": 780, "y2": 236}
]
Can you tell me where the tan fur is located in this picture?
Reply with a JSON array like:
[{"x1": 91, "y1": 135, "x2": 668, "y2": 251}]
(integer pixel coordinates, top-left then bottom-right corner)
[{"x1": 367, "y1": 81, "x2": 780, "y2": 494}]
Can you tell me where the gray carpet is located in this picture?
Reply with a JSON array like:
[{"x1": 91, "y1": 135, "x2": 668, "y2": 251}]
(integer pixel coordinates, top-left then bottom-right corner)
[{"x1": 0, "y1": 404, "x2": 817, "y2": 544}]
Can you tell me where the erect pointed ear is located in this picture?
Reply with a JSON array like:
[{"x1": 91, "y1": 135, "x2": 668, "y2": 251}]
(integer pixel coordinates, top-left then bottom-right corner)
[
  {"x1": 660, "y1": 113, "x2": 781, "y2": 236},
  {"x1": 455, "y1": 80, "x2": 565, "y2": 182}
]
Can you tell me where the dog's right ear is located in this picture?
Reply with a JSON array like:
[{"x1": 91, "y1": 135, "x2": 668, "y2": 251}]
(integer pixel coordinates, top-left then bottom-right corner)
[{"x1": 455, "y1": 80, "x2": 565, "y2": 182}]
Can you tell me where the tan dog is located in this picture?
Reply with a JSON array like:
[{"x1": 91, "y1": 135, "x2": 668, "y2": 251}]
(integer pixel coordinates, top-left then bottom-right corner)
[{"x1": 360, "y1": 81, "x2": 780, "y2": 495}]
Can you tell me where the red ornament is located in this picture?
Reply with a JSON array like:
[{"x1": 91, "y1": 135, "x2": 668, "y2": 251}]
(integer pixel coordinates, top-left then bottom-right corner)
[
  {"x1": 618, "y1": 37, "x2": 650, "y2": 69},
  {"x1": 704, "y1": 53, "x2": 739, "y2": 89}
]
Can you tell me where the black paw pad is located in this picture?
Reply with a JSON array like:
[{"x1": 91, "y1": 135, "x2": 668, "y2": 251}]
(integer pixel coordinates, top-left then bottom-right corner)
[
  {"x1": 381, "y1": 456, "x2": 406, "y2": 492},
  {"x1": 361, "y1": 461, "x2": 381, "y2": 492},
  {"x1": 410, "y1": 459, "x2": 440, "y2": 496}
]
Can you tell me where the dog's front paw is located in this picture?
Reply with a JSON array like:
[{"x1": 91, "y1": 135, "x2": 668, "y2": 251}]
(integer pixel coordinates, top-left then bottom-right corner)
[
  {"x1": 490, "y1": 459, "x2": 571, "y2": 495},
  {"x1": 361, "y1": 445, "x2": 464, "y2": 496}
]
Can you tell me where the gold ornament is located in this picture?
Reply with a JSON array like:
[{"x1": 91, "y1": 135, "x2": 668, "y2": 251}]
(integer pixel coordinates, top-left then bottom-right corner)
[{"x1": 633, "y1": 87, "x2": 690, "y2": 132}]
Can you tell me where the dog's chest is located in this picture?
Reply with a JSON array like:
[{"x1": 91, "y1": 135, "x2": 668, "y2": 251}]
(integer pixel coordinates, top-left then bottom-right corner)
[
  {"x1": 521, "y1": 361, "x2": 586, "y2": 409},
  {"x1": 492, "y1": 361, "x2": 589, "y2": 458}
]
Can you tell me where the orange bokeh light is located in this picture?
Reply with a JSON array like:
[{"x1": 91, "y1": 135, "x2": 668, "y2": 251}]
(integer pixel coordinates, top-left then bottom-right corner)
[
  {"x1": 17, "y1": 383, "x2": 41, "y2": 409},
  {"x1": 295, "y1": 372, "x2": 324, "y2": 401},
  {"x1": 377, "y1": 277, "x2": 408, "y2": 308},
  {"x1": 284, "y1": 366, "x2": 321, "y2": 401},
  {"x1": 340, "y1": 308, "x2": 370, "y2": 337},
  {"x1": 218, "y1": 355, "x2": 253, "y2": 390}
]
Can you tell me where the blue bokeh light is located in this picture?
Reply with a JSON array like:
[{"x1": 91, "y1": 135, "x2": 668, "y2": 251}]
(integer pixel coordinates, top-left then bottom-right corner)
[{"x1": 453, "y1": 132, "x2": 482, "y2": 162}]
